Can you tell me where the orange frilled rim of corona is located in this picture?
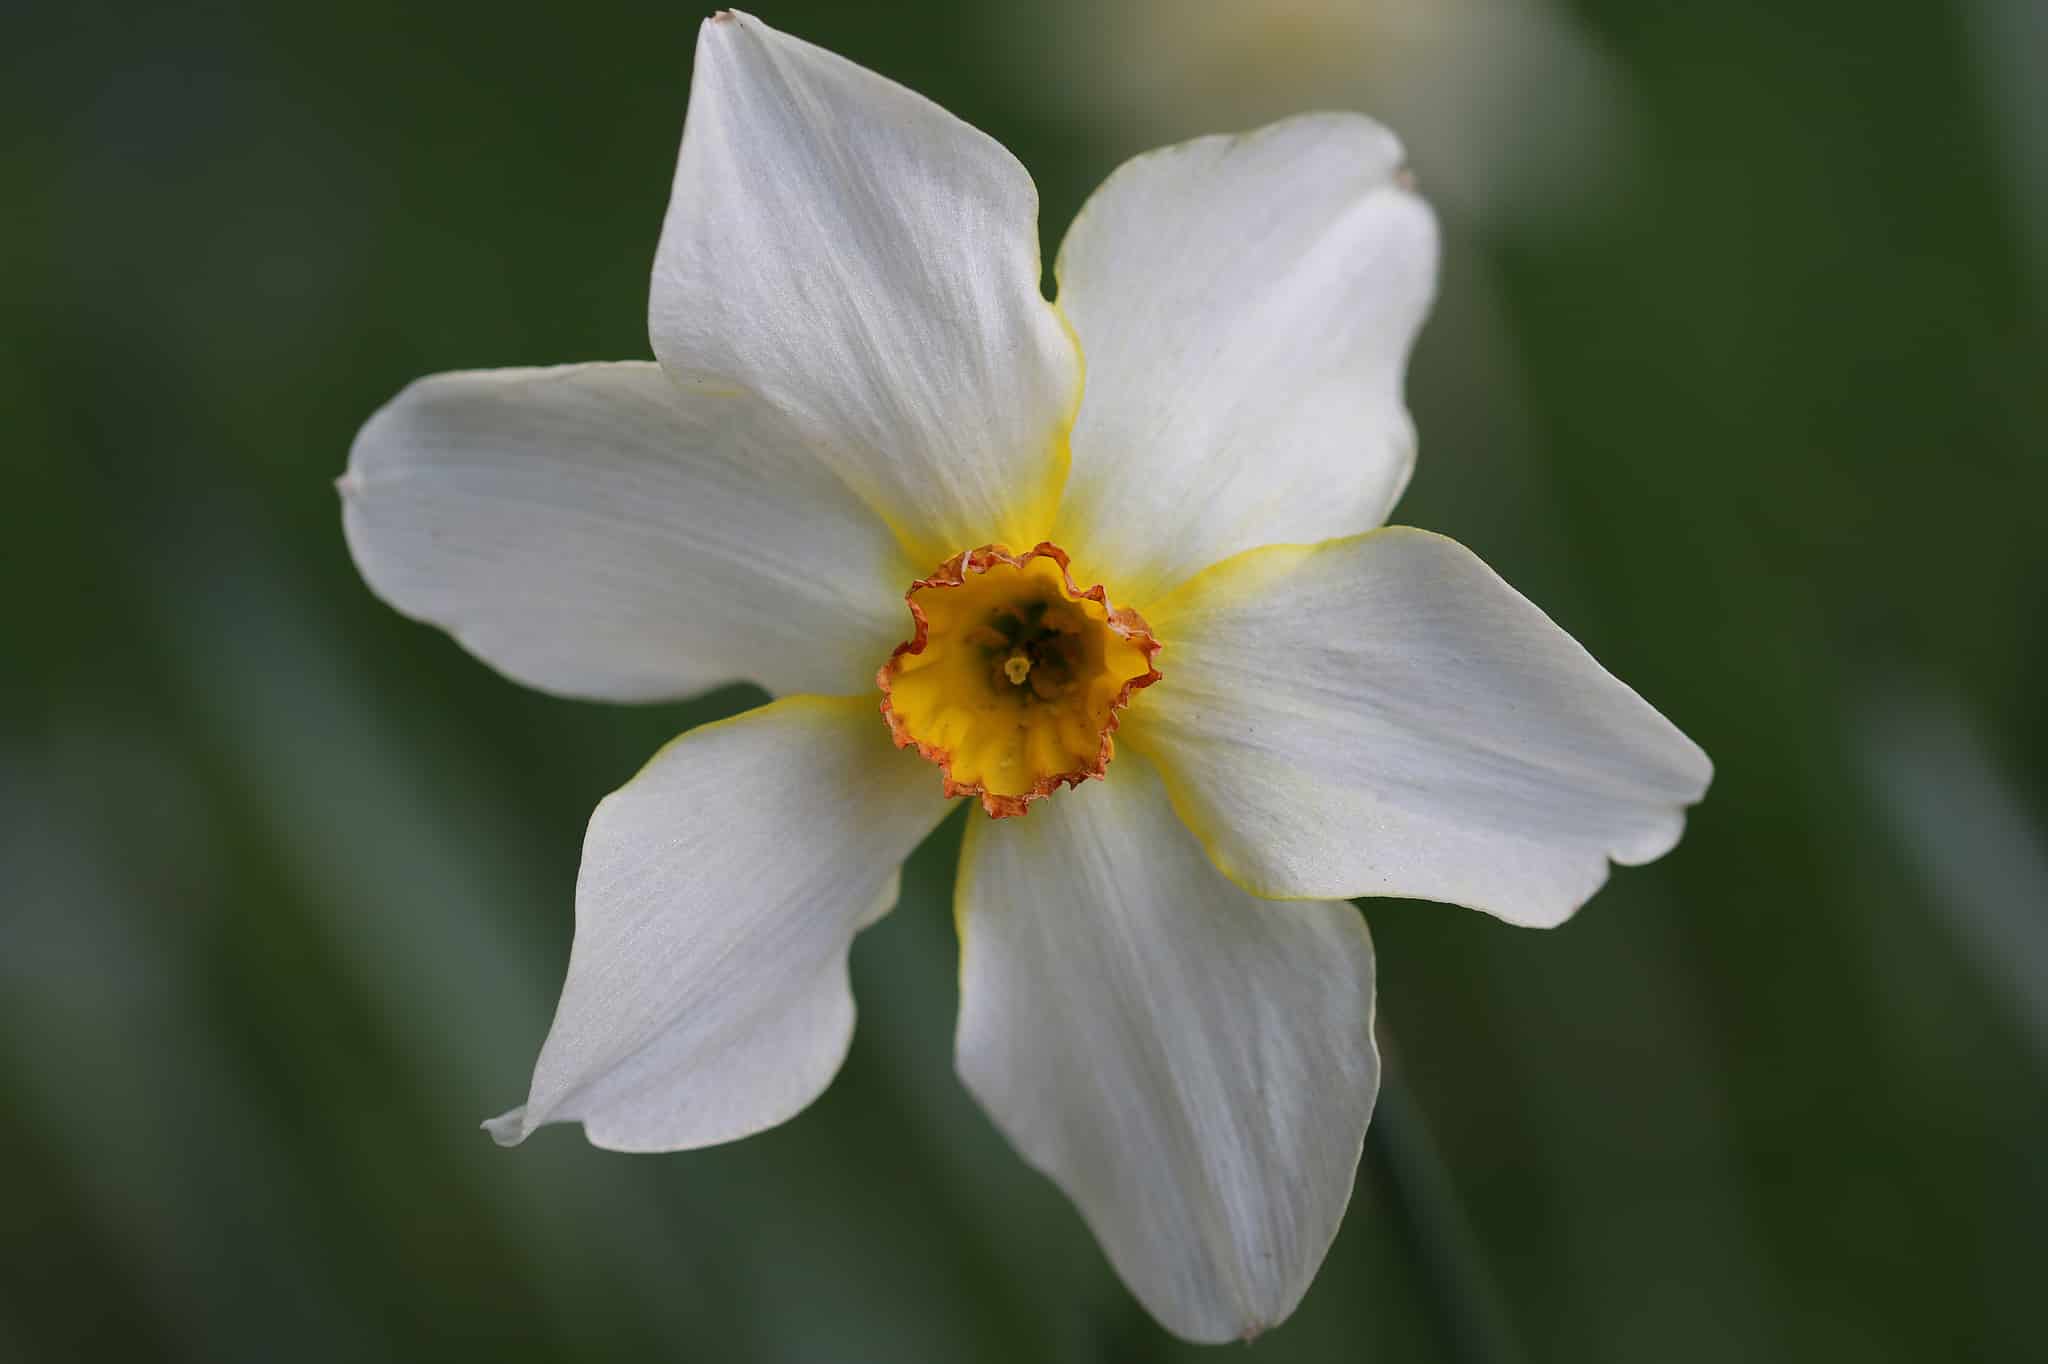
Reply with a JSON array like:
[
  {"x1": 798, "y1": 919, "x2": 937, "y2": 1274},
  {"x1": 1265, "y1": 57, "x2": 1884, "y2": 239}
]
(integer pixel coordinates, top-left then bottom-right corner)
[{"x1": 877, "y1": 543, "x2": 1162, "y2": 817}]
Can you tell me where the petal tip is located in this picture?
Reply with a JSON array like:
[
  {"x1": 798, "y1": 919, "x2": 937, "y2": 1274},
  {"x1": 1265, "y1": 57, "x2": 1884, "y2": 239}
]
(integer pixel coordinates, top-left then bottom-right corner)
[{"x1": 482, "y1": 1107, "x2": 530, "y2": 1147}]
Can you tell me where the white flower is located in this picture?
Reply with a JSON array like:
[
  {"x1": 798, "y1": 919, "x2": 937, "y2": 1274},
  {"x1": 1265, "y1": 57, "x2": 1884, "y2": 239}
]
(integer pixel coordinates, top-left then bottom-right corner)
[{"x1": 339, "y1": 10, "x2": 1710, "y2": 1344}]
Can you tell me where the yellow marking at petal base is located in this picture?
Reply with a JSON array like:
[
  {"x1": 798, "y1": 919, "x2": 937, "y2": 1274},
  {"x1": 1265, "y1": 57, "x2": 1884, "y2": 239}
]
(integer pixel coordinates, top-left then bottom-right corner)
[
  {"x1": 1141, "y1": 525, "x2": 1454, "y2": 630},
  {"x1": 850, "y1": 295, "x2": 1080, "y2": 572},
  {"x1": 1118, "y1": 529, "x2": 1378, "y2": 903},
  {"x1": 1122, "y1": 526, "x2": 1527, "y2": 909},
  {"x1": 1118, "y1": 717, "x2": 1317, "y2": 904},
  {"x1": 879, "y1": 543, "x2": 1160, "y2": 818},
  {"x1": 881, "y1": 428, "x2": 1073, "y2": 576}
]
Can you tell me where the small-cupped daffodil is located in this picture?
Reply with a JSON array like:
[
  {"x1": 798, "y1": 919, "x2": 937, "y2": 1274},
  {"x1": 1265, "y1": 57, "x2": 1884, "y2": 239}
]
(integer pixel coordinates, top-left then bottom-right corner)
[{"x1": 340, "y1": 10, "x2": 1710, "y2": 1344}]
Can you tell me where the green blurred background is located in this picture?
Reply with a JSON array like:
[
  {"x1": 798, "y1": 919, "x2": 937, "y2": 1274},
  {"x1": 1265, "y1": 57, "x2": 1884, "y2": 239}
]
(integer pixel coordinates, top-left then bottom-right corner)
[{"x1": 6, "y1": 0, "x2": 2045, "y2": 1359}]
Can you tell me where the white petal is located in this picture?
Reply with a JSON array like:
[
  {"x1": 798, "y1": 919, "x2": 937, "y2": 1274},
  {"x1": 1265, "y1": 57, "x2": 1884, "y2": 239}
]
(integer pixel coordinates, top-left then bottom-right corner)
[
  {"x1": 1052, "y1": 114, "x2": 1438, "y2": 600},
  {"x1": 342, "y1": 362, "x2": 909, "y2": 702},
  {"x1": 1131, "y1": 528, "x2": 1713, "y2": 926},
  {"x1": 486, "y1": 697, "x2": 946, "y2": 1152},
  {"x1": 955, "y1": 749, "x2": 1377, "y2": 1344},
  {"x1": 651, "y1": 12, "x2": 1081, "y2": 565}
]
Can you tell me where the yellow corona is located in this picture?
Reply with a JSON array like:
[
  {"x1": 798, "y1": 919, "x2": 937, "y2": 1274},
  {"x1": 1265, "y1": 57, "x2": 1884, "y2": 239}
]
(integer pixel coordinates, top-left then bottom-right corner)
[{"x1": 879, "y1": 543, "x2": 1160, "y2": 816}]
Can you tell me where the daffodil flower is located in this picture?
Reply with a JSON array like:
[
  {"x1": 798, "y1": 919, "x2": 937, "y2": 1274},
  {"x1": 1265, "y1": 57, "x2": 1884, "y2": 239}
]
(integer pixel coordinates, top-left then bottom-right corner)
[{"x1": 340, "y1": 10, "x2": 1710, "y2": 1344}]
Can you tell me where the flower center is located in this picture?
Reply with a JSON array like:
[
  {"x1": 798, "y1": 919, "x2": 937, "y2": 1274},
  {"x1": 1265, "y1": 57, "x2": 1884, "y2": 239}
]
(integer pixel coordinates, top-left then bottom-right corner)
[{"x1": 878, "y1": 543, "x2": 1161, "y2": 817}]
